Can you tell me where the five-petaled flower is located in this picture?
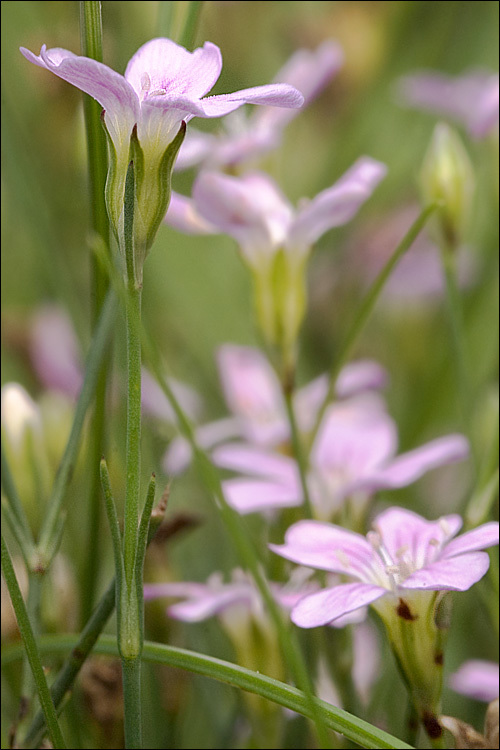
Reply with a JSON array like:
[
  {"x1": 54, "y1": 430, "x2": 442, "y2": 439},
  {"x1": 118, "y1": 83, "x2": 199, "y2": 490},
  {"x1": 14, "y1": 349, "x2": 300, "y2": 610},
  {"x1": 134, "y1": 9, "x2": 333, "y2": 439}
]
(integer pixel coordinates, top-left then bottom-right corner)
[
  {"x1": 21, "y1": 38, "x2": 303, "y2": 279},
  {"x1": 215, "y1": 393, "x2": 469, "y2": 522},
  {"x1": 271, "y1": 508, "x2": 499, "y2": 739},
  {"x1": 165, "y1": 159, "x2": 386, "y2": 368},
  {"x1": 163, "y1": 343, "x2": 387, "y2": 475}
]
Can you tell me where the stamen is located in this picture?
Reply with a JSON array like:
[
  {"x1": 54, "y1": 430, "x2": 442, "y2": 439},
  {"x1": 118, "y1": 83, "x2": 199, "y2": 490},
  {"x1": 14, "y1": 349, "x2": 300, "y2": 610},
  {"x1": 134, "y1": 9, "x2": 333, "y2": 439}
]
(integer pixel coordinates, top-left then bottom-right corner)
[{"x1": 140, "y1": 72, "x2": 151, "y2": 92}]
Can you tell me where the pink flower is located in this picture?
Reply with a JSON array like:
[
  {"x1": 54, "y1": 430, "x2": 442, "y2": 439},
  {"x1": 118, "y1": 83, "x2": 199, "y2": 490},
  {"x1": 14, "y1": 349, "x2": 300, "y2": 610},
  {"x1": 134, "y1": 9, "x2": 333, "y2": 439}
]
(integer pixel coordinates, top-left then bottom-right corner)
[
  {"x1": 174, "y1": 40, "x2": 343, "y2": 170},
  {"x1": 20, "y1": 38, "x2": 304, "y2": 168},
  {"x1": 166, "y1": 159, "x2": 387, "y2": 267},
  {"x1": 217, "y1": 393, "x2": 469, "y2": 518},
  {"x1": 398, "y1": 69, "x2": 499, "y2": 138},
  {"x1": 449, "y1": 660, "x2": 500, "y2": 703},
  {"x1": 163, "y1": 344, "x2": 387, "y2": 474},
  {"x1": 269, "y1": 508, "x2": 499, "y2": 628}
]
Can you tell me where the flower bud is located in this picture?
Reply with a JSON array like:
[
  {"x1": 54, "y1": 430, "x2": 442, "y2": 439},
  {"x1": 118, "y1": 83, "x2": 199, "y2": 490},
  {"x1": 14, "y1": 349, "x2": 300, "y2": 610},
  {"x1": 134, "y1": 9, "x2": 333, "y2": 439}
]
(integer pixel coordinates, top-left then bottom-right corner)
[{"x1": 420, "y1": 122, "x2": 474, "y2": 248}]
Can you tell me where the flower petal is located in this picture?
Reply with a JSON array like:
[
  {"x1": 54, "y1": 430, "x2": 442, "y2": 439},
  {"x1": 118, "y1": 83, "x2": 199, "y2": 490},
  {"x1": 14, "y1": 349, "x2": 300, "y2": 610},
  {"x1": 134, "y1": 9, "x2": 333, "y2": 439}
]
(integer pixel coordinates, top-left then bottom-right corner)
[
  {"x1": 441, "y1": 522, "x2": 499, "y2": 559},
  {"x1": 289, "y1": 157, "x2": 387, "y2": 248},
  {"x1": 212, "y1": 444, "x2": 297, "y2": 482},
  {"x1": 223, "y1": 477, "x2": 302, "y2": 514},
  {"x1": 193, "y1": 171, "x2": 293, "y2": 261},
  {"x1": 217, "y1": 345, "x2": 287, "y2": 444},
  {"x1": 141, "y1": 369, "x2": 202, "y2": 423},
  {"x1": 449, "y1": 660, "x2": 500, "y2": 702},
  {"x1": 311, "y1": 396, "x2": 397, "y2": 483},
  {"x1": 164, "y1": 191, "x2": 216, "y2": 234},
  {"x1": 29, "y1": 306, "x2": 83, "y2": 400},
  {"x1": 270, "y1": 520, "x2": 373, "y2": 577},
  {"x1": 402, "y1": 551, "x2": 491, "y2": 591},
  {"x1": 125, "y1": 39, "x2": 222, "y2": 100},
  {"x1": 168, "y1": 585, "x2": 253, "y2": 622},
  {"x1": 162, "y1": 417, "x2": 242, "y2": 475},
  {"x1": 356, "y1": 434, "x2": 469, "y2": 492},
  {"x1": 254, "y1": 40, "x2": 343, "y2": 132},
  {"x1": 291, "y1": 582, "x2": 386, "y2": 628},
  {"x1": 20, "y1": 45, "x2": 138, "y2": 151},
  {"x1": 373, "y1": 507, "x2": 463, "y2": 566},
  {"x1": 198, "y1": 83, "x2": 304, "y2": 117}
]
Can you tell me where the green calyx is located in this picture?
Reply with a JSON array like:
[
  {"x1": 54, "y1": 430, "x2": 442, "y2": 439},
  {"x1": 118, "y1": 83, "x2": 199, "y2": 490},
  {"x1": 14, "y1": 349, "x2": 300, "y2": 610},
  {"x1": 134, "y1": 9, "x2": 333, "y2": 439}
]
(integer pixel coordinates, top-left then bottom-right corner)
[
  {"x1": 252, "y1": 248, "x2": 308, "y2": 377},
  {"x1": 101, "y1": 116, "x2": 186, "y2": 284}
]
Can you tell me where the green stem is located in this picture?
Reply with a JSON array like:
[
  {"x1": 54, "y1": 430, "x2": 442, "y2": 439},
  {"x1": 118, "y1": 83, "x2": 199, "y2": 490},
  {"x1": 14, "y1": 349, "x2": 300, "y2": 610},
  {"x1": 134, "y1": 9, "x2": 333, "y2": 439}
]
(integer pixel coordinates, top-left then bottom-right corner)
[
  {"x1": 122, "y1": 658, "x2": 142, "y2": 749},
  {"x1": 1, "y1": 536, "x2": 66, "y2": 749},
  {"x1": 158, "y1": 1, "x2": 204, "y2": 49},
  {"x1": 283, "y1": 385, "x2": 314, "y2": 518},
  {"x1": 178, "y1": 1, "x2": 204, "y2": 49},
  {"x1": 440, "y1": 243, "x2": 477, "y2": 472},
  {"x1": 308, "y1": 204, "x2": 438, "y2": 450},
  {"x1": 20, "y1": 502, "x2": 165, "y2": 750},
  {"x1": 79, "y1": 0, "x2": 111, "y2": 625},
  {"x1": 37, "y1": 291, "x2": 117, "y2": 567},
  {"x1": 3, "y1": 635, "x2": 414, "y2": 750},
  {"x1": 120, "y1": 160, "x2": 143, "y2": 749}
]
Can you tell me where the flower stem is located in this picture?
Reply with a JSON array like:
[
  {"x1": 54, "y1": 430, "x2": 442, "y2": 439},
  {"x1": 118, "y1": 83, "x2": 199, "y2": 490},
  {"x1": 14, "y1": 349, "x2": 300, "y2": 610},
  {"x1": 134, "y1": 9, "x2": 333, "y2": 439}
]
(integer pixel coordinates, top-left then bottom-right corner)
[
  {"x1": 79, "y1": 0, "x2": 112, "y2": 626},
  {"x1": 1, "y1": 535, "x2": 66, "y2": 750},
  {"x1": 122, "y1": 658, "x2": 142, "y2": 749},
  {"x1": 5, "y1": 635, "x2": 415, "y2": 750},
  {"x1": 121, "y1": 160, "x2": 144, "y2": 749},
  {"x1": 283, "y1": 383, "x2": 314, "y2": 517},
  {"x1": 440, "y1": 243, "x2": 477, "y2": 472},
  {"x1": 21, "y1": 506, "x2": 165, "y2": 749},
  {"x1": 308, "y1": 204, "x2": 437, "y2": 450}
]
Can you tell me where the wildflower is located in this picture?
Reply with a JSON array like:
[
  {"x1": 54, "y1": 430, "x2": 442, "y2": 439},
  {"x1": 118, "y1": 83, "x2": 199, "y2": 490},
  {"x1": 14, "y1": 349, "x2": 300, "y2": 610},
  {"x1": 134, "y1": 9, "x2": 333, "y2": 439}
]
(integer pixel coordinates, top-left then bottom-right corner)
[
  {"x1": 174, "y1": 40, "x2": 343, "y2": 171},
  {"x1": 270, "y1": 507, "x2": 499, "y2": 740},
  {"x1": 216, "y1": 393, "x2": 469, "y2": 521},
  {"x1": 165, "y1": 160, "x2": 386, "y2": 369},
  {"x1": 449, "y1": 660, "x2": 500, "y2": 703},
  {"x1": 21, "y1": 39, "x2": 303, "y2": 280},
  {"x1": 163, "y1": 344, "x2": 387, "y2": 474},
  {"x1": 398, "y1": 69, "x2": 499, "y2": 138}
]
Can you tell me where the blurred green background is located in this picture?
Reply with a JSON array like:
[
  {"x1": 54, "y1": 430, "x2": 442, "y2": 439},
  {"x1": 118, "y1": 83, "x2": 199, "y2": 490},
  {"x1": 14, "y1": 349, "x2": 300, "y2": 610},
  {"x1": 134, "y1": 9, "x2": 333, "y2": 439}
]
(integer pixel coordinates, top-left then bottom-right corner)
[{"x1": 1, "y1": 2, "x2": 498, "y2": 747}]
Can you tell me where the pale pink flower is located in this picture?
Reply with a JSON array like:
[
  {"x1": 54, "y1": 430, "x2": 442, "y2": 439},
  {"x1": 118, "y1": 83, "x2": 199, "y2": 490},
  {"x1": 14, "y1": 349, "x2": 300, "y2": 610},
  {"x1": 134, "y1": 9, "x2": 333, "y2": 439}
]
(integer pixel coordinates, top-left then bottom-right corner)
[
  {"x1": 269, "y1": 508, "x2": 499, "y2": 628},
  {"x1": 398, "y1": 69, "x2": 499, "y2": 138}
]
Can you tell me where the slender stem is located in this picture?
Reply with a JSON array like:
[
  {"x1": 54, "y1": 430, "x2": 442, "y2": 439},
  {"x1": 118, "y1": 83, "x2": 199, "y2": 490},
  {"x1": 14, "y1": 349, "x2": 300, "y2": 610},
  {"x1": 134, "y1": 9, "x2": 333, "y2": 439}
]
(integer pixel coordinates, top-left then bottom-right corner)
[
  {"x1": 1, "y1": 536, "x2": 66, "y2": 749},
  {"x1": 122, "y1": 658, "x2": 142, "y2": 749},
  {"x1": 120, "y1": 160, "x2": 144, "y2": 749},
  {"x1": 4, "y1": 635, "x2": 414, "y2": 750},
  {"x1": 158, "y1": 1, "x2": 204, "y2": 49},
  {"x1": 20, "y1": 503, "x2": 165, "y2": 749},
  {"x1": 440, "y1": 243, "x2": 477, "y2": 471},
  {"x1": 283, "y1": 385, "x2": 314, "y2": 517},
  {"x1": 79, "y1": 0, "x2": 111, "y2": 625},
  {"x1": 37, "y1": 291, "x2": 117, "y2": 567},
  {"x1": 308, "y1": 204, "x2": 438, "y2": 450},
  {"x1": 15, "y1": 573, "x2": 43, "y2": 741},
  {"x1": 178, "y1": 1, "x2": 204, "y2": 49}
]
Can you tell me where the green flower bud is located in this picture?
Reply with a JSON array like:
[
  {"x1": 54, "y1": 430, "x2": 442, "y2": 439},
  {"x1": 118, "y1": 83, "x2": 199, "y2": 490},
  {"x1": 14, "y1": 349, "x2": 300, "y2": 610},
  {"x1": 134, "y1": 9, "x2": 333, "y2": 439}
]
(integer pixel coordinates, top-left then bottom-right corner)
[{"x1": 420, "y1": 122, "x2": 475, "y2": 248}]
